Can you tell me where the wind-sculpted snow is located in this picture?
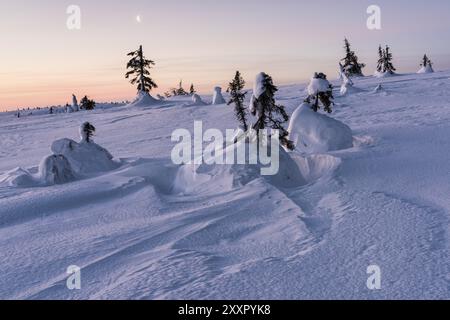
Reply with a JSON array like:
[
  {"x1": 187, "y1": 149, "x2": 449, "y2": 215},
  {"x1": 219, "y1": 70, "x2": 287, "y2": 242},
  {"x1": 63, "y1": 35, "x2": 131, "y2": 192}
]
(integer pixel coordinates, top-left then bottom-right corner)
[{"x1": 0, "y1": 71, "x2": 450, "y2": 299}]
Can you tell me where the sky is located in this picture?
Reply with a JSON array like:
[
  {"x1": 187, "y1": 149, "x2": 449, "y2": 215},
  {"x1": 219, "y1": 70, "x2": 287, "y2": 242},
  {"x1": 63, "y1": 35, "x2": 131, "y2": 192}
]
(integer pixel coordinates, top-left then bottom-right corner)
[{"x1": 1, "y1": 0, "x2": 450, "y2": 111}]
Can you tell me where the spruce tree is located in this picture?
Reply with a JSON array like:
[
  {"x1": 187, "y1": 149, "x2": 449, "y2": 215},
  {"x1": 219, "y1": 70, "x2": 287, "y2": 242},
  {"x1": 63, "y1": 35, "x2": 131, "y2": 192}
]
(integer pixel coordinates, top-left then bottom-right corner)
[
  {"x1": 80, "y1": 96, "x2": 96, "y2": 110},
  {"x1": 81, "y1": 122, "x2": 96, "y2": 143},
  {"x1": 250, "y1": 73, "x2": 294, "y2": 150},
  {"x1": 420, "y1": 54, "x2": 432, "y2": 67},
  {"x1": 383, "y1": 45, "x2": 396, "y2": 74},
  {"x1": 227, "y1": 71, "x2": 248, "y2": 132},
  {"x1": 176, "y1": 80, "x2": 188, "y2": 96},
  {"x1": 189, "y1": 84, "x2": 196, "y2": 95},
  {"x1": 125, "y1": 45, "x2": 158, "y2": 93},
  {"x1": 305, "y1": 73, "x2": 334, "y2": 114},
  {"x1": 376, "y1": 45, "x2": 384, "y2": 73},
  {"x1": 341, "y1": 38, "x2": 365, "y2": 76}
]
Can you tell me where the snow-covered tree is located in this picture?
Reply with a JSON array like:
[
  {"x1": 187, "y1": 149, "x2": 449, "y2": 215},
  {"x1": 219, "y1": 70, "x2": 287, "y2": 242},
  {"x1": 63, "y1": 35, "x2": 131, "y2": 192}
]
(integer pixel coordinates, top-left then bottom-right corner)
[
  {"x1": 383, "y1": 45, "x2": 396, "y2": 74},
  {"x1": 376, "y1": 45, "x2": 384, "y2": 73},
  {"x1": 80, "y1": 122, "x2": 96, "y2": 143},
  {"x1": 227, "y1": 71, "x2": 248, "y2": 132},
  {"x1": 418, "y1": 54, "x2": 434, "y2": 73},
  {"x1": 341, "y1": 38, "x2": 365, "y2": 77},
  {"x1": 305, "y1": 72, "x2": 334, "y2": 113},
  {"x1": 174, "y1": 80, "x2": 188, "y2": 96},
  {"x1": 72, "y1": 94, "x2": 79, "y2": 112},
  {"x1": 212, "y1": 87, "x2": 226, "y2": 105},
  {"x1": 250, "y1": 72, "x2": 293, "y2": 150},
  {"x1": 80, "y1": 96, "x2": 96, "y2": 110},
  {"x1": 376, "y1": 45, "x2": 396, "y2": 74},
  {"x1": 189, "y1": 84, "x2": 196, "y2": 95},
  {"x1": 125, "y1": 45, "x2": 158, "y2": 93}
]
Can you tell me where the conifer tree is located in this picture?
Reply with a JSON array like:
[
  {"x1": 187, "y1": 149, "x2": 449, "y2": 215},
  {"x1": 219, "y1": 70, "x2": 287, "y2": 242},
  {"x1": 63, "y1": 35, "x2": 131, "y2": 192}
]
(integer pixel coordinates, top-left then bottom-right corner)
[
  {"x1": 227, "y1": 71, "x2": 248, "y2": 132},
  {"x1": 189, "y1": 84, "x2": 196, "y2": 95},
  {"x1": 341, "y1": 38, "x2": 365, "y2": 76},
  {"x1": 176, "y1": 80, "x2": 188, "y2": 96},
  {"x1": 383, "y1": 45, "x2": 396, "y2": 74},
  {"x1": 376, "y1": 45, "x2": 384, "y2": 73},
  {"x1": 305, "y1": 73, "x2": 334, "y2": 113},
  {"x1": 80, "y1": 96, "x2": 96, "y2": 110},
  {"x1": 250, "y1": 72, "x2": 294, "y2": 150},
  {"x1": 420, "y1": 54, "x2": 432, "y2": 67},
  {"x1": 81, "y1": 122, "x2": 96, "y2": 143},
  {"x1": 125, "y1": 45, "x2": 158, "y2": 93}
]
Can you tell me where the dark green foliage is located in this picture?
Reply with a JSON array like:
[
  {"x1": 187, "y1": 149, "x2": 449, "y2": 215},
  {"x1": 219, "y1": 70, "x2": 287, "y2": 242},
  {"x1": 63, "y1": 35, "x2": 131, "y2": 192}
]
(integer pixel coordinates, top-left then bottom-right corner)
[
  {"x1": 125, "y1": 45, "x2": 158, "y2": 93},
  {"x1": 227, "y1": 71, "x2": 248, "y2": 132},
  {"x1": 251, "y1": 73, "x2": 294, "y2": 150},
  {"x1": 341, "y1": 38, "x2": 365, "y2": 77},
  {"x1": 189, "y1": 84, "x2": 196, "y2": 95},
  {"x1": 82, "y1": 122, "x2": 96, "y2": 143},
  {"x1": 377, "y1": 45, "x2": 396, "y2": 74},
  {"x1": 80, "y1": 96, "x2": 96, "y2": 110},
  {"x1": 420, "y1": 54, "x2": 432, "y2": 67}
]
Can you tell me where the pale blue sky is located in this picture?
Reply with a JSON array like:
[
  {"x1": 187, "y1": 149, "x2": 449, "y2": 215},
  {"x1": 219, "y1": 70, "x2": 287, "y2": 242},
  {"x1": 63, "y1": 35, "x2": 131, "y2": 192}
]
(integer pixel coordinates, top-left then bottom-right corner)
[{"x1": 1, "y1": 0, "x2": 450, "y2": 109}]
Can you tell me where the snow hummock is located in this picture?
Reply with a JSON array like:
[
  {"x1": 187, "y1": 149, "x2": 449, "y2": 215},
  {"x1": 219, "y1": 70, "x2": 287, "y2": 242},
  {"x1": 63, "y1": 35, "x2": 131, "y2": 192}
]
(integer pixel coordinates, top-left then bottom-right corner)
[
  {"x1": 374, "y1": 71, "x2": 396, "y2": 78},
  {"x1": 288, "y1": 103, "x2": 353, "y2": 153},
  {"x1": 190, "y1": 93, "x2": 208, "y2": 106},
  {"x1": 417, "y1": 65, "x2": 434, "y2": 74},
  {"x1": 307, "y1": 76, "x2": 331, "y2": 96},
  {"x1": 212, "y1": 87, "x2": 226, "y2": 105},
  {"x1": 51, "y1": 138, "x2": 118, "y2": 175},
  {"x1": 128, "y1": 91, "x2": 160, "y2": 107},
  {"x1": 38, "y1": 155, "x2": 76, "y2": 185}
]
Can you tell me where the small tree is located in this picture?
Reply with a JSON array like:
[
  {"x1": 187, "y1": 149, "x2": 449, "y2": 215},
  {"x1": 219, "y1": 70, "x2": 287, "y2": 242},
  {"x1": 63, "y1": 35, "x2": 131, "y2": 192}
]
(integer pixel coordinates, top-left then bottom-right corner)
[
  {"x1": 227, "y1": 71, "x2": 248, "y2": 132},
  {"x1": 341, "y1": 38, "x2": 365, "y2": 77},
  {"x1": 250, "y1": 72, "x2": 294, "y2": 150},
  {"x1": 81, "y1": 122, "x2": 96, "y2": 143},
  {"x1": 189, "y1": 84, "x2": 196, "y2": 95},
  {"x1": 420, "y1": 54, "x2": 432, "y2": 67},
  {"x1": 80, "y1": 96, "x2": 96, "y2": 110},
  {"x1": 376, "y1": 45, "x2": 384, "y2": 73},
  {"x1": 176, "y1": 80, "x2": 188, "y2": 96},
  {"x1": 125, "y1": 45, "x2": 158, "y2": 93},
  {"x1": 383, "y1": 45, "x2": 396, "y2": 74},
  {"x1": 305, "y1": 72, "x2": 334, "y2": 113}
]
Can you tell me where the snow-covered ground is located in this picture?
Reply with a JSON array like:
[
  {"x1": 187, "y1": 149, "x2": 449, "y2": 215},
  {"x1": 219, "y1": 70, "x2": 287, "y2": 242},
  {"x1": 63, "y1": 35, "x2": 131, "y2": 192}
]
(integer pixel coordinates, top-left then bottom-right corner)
[{"x1": 0, "y1": 71, "x2": 449, "y2": 300}]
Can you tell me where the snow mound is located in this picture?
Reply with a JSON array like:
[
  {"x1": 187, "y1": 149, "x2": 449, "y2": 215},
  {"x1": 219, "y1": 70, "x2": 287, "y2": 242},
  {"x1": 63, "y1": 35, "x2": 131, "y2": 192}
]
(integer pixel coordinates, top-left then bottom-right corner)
[
  {"x1": 253, "y1": 72, "x2": 266, "y2": 99},
  {"x1": 38, "y1": 155, "x2": 76, "y2": 185},
  {"x1": 173, "y1": 139, "x2": 306, "y2": 195},
  {"x1": 212, "y1": 87, "x2": 226, "y2": 105},
  {"x1": 288, "y1": 103, "x2": 353, "y2": 153},
  {"x1": 372, "y1": 84, "x2": 387, "y2": 94},
  {"x1": 340, "y1": 82, "x2": 363, "y2": 96},
  {"x1": 417, "y1": 65, "x2": 434, "y2": 74},
  {"x1": 1, "y1": 155, "x2": 76, "y2": 187},
  {"x1": 128, "y1": 91, "x2": 160, "y2": 107},
  {"x1": 307, "y1": 77, "x2": 331, "y2": 95},
  {"x1": 51, "y1": 139, "x2": 118, "y2": 175},
  {"x1": 374, "y1": 71, "x2": 396, "y2": 78},
  {"x1": 291, "y1": 153, "x2": 342, "y2": 182},
  {"x1": 190, "y1": 94, "x2": 208, "y2": 106}
]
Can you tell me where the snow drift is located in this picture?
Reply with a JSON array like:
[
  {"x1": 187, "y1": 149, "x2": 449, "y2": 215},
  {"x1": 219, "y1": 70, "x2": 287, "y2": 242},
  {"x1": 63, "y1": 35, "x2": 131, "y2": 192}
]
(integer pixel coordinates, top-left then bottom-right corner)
[
  {"x1": 288, "y1": 103, "x2": 353, "y2": 153},
  {"x1": 417, "y1": 65, "x2": 434, "y2": 74},
  {"x1": 128, "y1": 91, "x2": 160, "y2": 107}
]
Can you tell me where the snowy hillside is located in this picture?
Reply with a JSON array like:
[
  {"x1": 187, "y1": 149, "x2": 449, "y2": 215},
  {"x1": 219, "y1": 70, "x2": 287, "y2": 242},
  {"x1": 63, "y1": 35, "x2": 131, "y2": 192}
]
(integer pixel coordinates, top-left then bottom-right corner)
[{"x1": 0, "y1": 71, "x2": 449, "y2": 299}]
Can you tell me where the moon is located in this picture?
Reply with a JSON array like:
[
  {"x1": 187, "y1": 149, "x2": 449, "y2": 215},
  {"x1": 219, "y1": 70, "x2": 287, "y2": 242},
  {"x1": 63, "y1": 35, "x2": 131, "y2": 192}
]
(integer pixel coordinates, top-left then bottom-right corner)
[{"x1": 136, "y1": 15, "x2": 142, "y2": 23}]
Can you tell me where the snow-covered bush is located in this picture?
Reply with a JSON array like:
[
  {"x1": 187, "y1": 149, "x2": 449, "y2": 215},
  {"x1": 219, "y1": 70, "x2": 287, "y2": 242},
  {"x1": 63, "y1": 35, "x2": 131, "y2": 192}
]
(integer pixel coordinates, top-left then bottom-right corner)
[
  {"x1": 417, "y1": 55, "x2": 434, "y2": 74},
  {"x1": 306, "y1": 73, "x2": 334, "y2": 113},
  {"x1": 339, "y1": 63, "x2": 361, "y2": 96},
  {"x1": 288, "y1": 103, "x2": 353, "y2": 153},
  {"x1": 212, "y1": 87, "x2": 226, "y2": 105}
]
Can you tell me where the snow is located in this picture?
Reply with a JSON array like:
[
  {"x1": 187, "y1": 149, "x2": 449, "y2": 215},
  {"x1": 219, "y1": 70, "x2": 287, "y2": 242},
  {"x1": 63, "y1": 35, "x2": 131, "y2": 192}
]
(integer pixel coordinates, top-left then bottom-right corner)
[
  {"x1": 418, "y1": 65, "x2": 434, "y2": 74},
  {"x1": 374, "y1": 71, "x2": 396, "y2": 78},
  {"x1": 288, "y1": 103, "x2": 353, "y2": 153},
  {"x1": 190, "y1": 93, "x2": 208, "y2": 106},
  {"x1": 1, "y1": 71, "x2": 450, "y2": 299},
  {"x1": 212, "y1": 87, "x2": 226, "y2": 105},
  {"x1": 307, "y1": 76, "x2": 331, "y2": 95},
  {"x1": 127, "y1": 90, "x2": 161, "y2": 107}
]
